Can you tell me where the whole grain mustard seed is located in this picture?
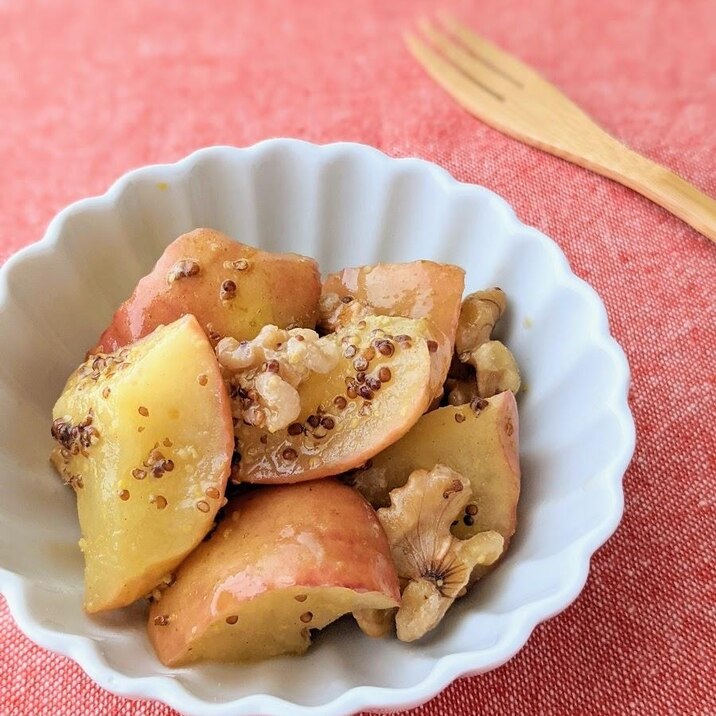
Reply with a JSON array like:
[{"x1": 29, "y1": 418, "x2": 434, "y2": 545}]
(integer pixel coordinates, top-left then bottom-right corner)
[
  {"x1": 138, "y1": 406, "x2": 149, "y2": 417},
  {"x1": 333, "y1": 395, "x2": 347, "y2": 410},
  {"x1": 196, "y1": 500, "x2": 210, "y2": 513},
  {"x1": 132, "y1": 468, "x2": 147, "y2": 480},
  {"x1": 220, "y1": 279, "x2": 237, "y2": 300},
  {"x1": 167, "y1": 259, "x2": 200, "y2": 284},
  {"x1": 378, "y1": 366, "x2": 392, "y2": 383},
  {"x1": 365, "y1": 376, "x2": 381, "y2": 392},
  {"x1": 427, "y1": 339, "x2": 439, "y2": 353},
  {"x1": 153, "y1": 615, "x2": 170, "y2": 626},
  {"x1": 282, "y1": 447, "x2": 298, "y2": 461},
  {"x1": 197, "y1": 374, "x2": 208, "y2": 386},
  {"x1": 287, "y1": 422, "x2": 304, "y2": 436},
  {"x1": 454, "y1": 413, "x2": 466, "y2": 423},
  {"x1": 294, "y1": 594, "x2": 308, "y2": 602},
  {"x1": 118, "y1": 489, "x2": 130, "y2": 501},
  {"x1": 223, "y1": 258, "x2": 249, "y2": 271},
  {"x1": 225, "y1": 615, "x2": 238, "y2": 625},
  {"x1": 205, "y1": 487, "x2": 220, "y2": 499},
  {"x1": 300, "y1": 611, "x2": 314, "y2": 623},
  {"x1": 375, "y1": 339, "x2": 394, "y2": 356},
  {"x1": 151, "y1": 495, "x2": 168, "y2": 510},
  {"x1": 466, "y1": 503, "x2": 478, "y2": 516}
]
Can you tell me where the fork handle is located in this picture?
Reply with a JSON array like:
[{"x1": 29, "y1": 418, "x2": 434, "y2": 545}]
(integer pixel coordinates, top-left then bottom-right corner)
[{"x1": 586, "y1": 140, "x2": 716, "y2": 245}]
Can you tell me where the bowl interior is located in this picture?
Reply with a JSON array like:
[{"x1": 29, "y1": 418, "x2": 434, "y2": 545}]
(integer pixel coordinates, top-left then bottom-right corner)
[{"x1": 0, "y1": 142, "x2": 632, "y2": 713}]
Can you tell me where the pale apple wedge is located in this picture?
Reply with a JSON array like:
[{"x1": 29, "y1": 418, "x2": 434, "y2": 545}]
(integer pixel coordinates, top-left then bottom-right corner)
[
  {"x1": 321, "y1": 261, "x2": 465, "y2": 399},
  {"x1": 91, "y1": 228, "x2": 321, "y2": 353},
  {"x1": 148, "y1": 480, "x2": 400, "y2": 665},
  {"x1": 51, "y1": 315, "x2": 233, "y2": 613}
]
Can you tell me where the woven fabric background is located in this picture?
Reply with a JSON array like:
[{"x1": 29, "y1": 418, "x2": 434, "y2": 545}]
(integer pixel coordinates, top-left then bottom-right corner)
[{"x1": 1, "y1": 0, "x2": 715, "y2": 714}]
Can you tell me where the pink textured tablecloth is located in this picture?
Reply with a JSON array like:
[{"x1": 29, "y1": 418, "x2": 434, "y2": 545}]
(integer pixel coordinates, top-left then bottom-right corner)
[{"x1": 1, "y1": 1, "x2": 715, "y2": 714}]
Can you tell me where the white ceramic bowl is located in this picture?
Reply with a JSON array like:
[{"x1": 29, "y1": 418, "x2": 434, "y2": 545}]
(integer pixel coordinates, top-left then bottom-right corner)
[{"x1": 0, "y1": 141, "x2": 635, "y2": 715}]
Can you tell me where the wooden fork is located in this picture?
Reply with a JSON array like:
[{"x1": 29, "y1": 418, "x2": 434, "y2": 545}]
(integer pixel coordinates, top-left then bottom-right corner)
[{"x1": 406, "y1": 15, "x2": 716, "y2": 246}]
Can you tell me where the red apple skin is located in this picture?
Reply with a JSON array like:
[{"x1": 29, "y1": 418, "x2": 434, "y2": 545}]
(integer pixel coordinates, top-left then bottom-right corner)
[
  {"x1": 91, "y1": 228, "x2": 321, "y2": 354},
  {"x1": 322, "y1": 261, "x2": 465, "y2": 398},
  {"x1": 148, "y1": 480, "x2": 400, "y2": 665}
]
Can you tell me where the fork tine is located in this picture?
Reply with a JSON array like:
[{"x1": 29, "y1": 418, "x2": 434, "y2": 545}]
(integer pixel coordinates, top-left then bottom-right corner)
[
  {"x1": 419, "y1": 19, "x2": 516, "y2": 97},
  {"x1": 439, "y1": 12, "x2": 541, "y2": 83},
  {"x1": 405, "y1": 31, "x2": 505, "y2": 107}
]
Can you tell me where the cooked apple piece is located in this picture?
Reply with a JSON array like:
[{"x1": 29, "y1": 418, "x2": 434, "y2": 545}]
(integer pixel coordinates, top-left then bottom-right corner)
[
  {"x1": 223, "y1": 315, "x2": 434, "y2": 484},
  {"x1": 147, "y1": 480, "x2": 400, "y2": 665},
  {"x1": 91, "y1": 228, "x2": 321, "y2": 353},
  {"x1": 350, "y1": 391, "x2": 519, "y2": 582},
  {"x1": 376, "y1": 465, "x2": 503, "y2": 642},
  {"x1": 321, "y1": 261, "x2": 465, "y2": 399},
  {"x1": 50, "y1": 315, "x2": 233, "y2": 613}
]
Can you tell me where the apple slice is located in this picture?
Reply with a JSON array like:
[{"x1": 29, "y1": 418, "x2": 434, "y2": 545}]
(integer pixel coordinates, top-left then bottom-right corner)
[
  {"x1": 230, "y1": 315, "x2": 434, "y2": 484},
  {"x1": 147, "y1": 480, "x2": 400, "y2": 665},
  {"x1": 321, "y1": 261, "x2": 465, "y2": 398},
  {"x1": 350, "y1": 391, "x2": 520, "y2": 581},
  {"x1": 50, "y1": 315, "x2": 233, "y2": 613},
  {"x1": 91, "y1": 228, "x2": 321, "y2": 354}
]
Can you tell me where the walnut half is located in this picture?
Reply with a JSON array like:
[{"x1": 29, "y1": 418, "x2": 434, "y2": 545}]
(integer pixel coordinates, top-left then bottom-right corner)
[{"x1": 375, "y1": 464, "x2": 504, "y2": 642}]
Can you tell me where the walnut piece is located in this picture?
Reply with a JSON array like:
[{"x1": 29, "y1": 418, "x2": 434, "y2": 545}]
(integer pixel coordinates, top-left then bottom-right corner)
[
  {"x1": 450, "y1": 288, "x2": 521, "y2": 401},
  {"x1": 455, "y1": 288, "x2": 507, "y2": 355},
  {"x1": 469, "y1": 341, "x2": 522, "y2": 398},
  {"x1": 216, "y1": 325, "x2": 340, "y2": 432},
  {"x1": 376, "y1": 464, "x2": 504, "y2": 642},
  {"x1": 252, "y1": 372, "x2": 301, "y2": 433}
]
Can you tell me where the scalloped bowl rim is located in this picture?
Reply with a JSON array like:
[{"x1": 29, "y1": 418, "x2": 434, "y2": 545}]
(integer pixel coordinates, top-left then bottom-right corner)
[{"x1": 0, "y1": 140, "x2": 635, "y2": 716}]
